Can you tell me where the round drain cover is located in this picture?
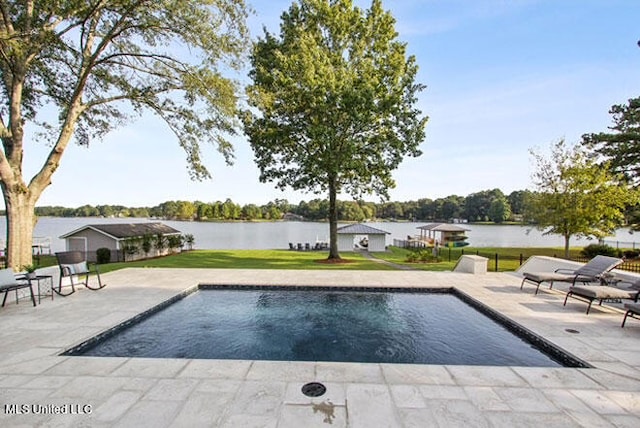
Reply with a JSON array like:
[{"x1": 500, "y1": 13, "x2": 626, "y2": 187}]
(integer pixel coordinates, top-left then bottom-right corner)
[{"x1": 301, "y1": 382, "x2": 326, "y2": 397}]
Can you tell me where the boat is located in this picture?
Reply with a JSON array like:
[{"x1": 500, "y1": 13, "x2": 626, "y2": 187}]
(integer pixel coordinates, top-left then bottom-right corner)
[{"x1": 445, "y1": 240, "x2": 469, "y2": 248}]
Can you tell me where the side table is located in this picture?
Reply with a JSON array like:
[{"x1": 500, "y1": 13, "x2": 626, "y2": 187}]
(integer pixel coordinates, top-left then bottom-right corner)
[{"x1": 27, "y1": 275, "x2": 54, "y2": 304}]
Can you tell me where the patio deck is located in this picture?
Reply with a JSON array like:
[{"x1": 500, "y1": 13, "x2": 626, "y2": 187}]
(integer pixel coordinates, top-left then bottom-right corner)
[{"x1": 0, "y1": 268, "x2": 639, "y2": 427}]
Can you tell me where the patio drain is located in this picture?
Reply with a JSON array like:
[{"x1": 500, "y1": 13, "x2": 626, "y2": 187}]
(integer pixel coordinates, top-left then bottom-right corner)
[
  {"x1": 565, "y1": 328, "x2": 580, "y2": 334},
  {"x1": 302, "y1": 382, "x2": 326, "y2": 397}
]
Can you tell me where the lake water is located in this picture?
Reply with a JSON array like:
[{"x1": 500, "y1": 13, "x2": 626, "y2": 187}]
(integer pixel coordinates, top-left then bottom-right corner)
[{"x1": 1, "y1": 216, "x2": 639, "y2": 252}]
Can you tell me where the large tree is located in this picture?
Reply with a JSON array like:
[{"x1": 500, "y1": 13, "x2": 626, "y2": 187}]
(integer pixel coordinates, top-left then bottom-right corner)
[
  {"x1": 582, "y1": 96, "x2": 640, "y2": 184},
  {"x1": 0, "y1": 0, "x2": 249, "y2": 268},
  {"x1": 243, "y1": 0, "x2": 427, "y2": 259},
  {"x1": 526, "y1": 140, "x2": 639, "y2": 258}
]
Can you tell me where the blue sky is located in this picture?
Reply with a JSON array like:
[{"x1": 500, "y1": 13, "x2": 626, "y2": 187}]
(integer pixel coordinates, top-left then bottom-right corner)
[{"x1": 23, "y1": 0, "x2": 640, "y2": 208}]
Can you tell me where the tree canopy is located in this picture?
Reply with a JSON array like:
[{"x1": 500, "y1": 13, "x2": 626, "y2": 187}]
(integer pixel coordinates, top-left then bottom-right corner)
[
  {"x1": 0, "y1": 0, "x2": 249, "y2": 267},
  {"x1": 582, "y1": 96, "x2": 640, "y2": 184},
  {"x1": 243, "y1": 0, "x2": 427, "y2": 259},
  {"x1": 526, "y1": 140, "x2": 639, "y2": 257}
]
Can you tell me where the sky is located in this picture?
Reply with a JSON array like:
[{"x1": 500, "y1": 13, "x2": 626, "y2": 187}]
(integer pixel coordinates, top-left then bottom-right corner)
[{"x1": 19, "y1": 0, "x2": 640, "y2": 208}]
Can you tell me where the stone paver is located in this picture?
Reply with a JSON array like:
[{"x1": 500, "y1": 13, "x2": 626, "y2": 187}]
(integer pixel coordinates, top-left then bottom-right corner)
[{"x1": 0, "y1": 268, "x2": 638, "y2": 427}]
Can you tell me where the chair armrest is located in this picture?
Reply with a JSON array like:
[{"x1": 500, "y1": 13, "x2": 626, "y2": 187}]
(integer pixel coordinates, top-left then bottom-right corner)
[
  {"x1": 554, "y1": 268, "x2": 577, "y2": 274},
  {"x1": 13, "y1": 274, "x2": 31, "y2": 284}
]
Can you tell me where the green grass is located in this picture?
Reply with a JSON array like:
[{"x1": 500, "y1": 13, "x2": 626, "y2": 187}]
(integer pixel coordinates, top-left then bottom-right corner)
[
  {"x1": 33, "y1": 246, "x2": 588, "y2": 274},
  {"x1": 94, "y1": 249, "x2": 396, "y2": 274},
  {"x1": 374, "y1": 246, "x2": 586, "y2": 272}
]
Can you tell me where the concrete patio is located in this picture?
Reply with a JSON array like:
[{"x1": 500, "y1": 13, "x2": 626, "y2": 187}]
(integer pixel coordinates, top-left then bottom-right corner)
[{"x1": 0, "y1": 268, "x2": 639, "y2": 427}]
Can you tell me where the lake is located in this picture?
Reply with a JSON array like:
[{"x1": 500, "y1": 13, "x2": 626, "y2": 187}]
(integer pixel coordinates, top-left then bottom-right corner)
[{"x1": 2, "y1": 216, "x2": 639, "y2": 253}]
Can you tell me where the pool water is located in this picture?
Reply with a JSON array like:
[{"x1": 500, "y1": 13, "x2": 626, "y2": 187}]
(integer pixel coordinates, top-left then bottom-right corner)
[{"x1": 73, "y1": 288, "x2": 571, "y2": 366}]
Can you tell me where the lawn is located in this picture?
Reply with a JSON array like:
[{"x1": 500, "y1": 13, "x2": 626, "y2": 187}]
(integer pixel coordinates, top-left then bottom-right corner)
[
  {"x1": 374, "y1": 246, "x2": 586, "y2": 272},
  {"x1": 34, "y1": 246, "x2": 586, "y2": 274},
  {"x1": 94, "y1": 249, "x2": 397, "y2": 274}
]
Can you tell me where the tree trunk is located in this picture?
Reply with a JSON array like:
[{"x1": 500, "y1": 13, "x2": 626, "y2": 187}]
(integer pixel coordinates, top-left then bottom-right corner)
[
  {"x1": 563, "y1": 234, "x2": 570, "y2": 259},
  {"x1": 3, "y1": 191, "x2": 36, "y2": 269},
  {"x1": 328, "y1": 179, "x2": 341, "y2": 260}
]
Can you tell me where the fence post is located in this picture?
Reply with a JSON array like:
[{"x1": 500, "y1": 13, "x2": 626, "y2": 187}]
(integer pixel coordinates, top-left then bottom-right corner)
[
  {"x1": 519, "y1": 253, "x2": 524, "y2": 265},
  {"x1": 495, "y1": 253, "x2": 498, "y2": 272}
]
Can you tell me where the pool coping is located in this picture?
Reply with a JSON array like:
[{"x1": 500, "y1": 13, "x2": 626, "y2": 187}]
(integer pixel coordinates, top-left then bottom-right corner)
[{"x1": 1, "y1": 268, "x2": 639, "y2": 427}]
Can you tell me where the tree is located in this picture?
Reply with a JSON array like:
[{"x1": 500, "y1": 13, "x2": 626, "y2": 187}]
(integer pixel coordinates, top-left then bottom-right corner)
[
  {"x1": 175, "y1": 201, "x2": 196, "y2": 221},
  {"x1": 507, "y1": 190, "x2": 531, "y2": 216},
  {"x1": 487, "y1": 196, "x2": 511, "y2": 224},
  {"x1": 582, "y1": 96, "x2": 640, "y2": 183},
  {"x1": 243, "y1": 0, "x2": 427, "y2": 259},
  {"x1": 526, "y1": 140, "x2": 639, "y2": 258},
  {"x1": 464, "y1": 189, "x2": 505, "y2": 222},
  {"x1": 0, "y1": 1, "x2": 249, "y2": 268}
]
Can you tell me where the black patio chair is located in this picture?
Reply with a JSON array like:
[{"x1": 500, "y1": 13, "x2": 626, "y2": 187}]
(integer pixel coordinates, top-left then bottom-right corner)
[
  {"x1": 54, "y1": 251, "x2": 106, "y2": 296},
  {"x1": 0, "y1": 267, "x2": 36, "y2": 307}
]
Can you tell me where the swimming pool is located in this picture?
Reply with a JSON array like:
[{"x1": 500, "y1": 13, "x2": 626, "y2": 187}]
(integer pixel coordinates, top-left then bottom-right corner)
[{"x1": 66, "y1": 287, "x2": 582, "y2": 367}]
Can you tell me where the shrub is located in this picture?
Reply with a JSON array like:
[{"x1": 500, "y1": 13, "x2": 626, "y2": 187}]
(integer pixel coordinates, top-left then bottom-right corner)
[
  {"x1": 580, "y1": 244, "x2": 618, "y2": 258},
  {"x1": 623, "y1": 249, "x2": 640, "y2": 259},
  {"x1": 405, "y1": 251, "x2": 420, "y2": 263},
  {"x1": 96, "y1": 247, "x2": 111, "y2": 264},
  {"x1": 167, "y1": 235, "x2": 184, "y2": 252}
]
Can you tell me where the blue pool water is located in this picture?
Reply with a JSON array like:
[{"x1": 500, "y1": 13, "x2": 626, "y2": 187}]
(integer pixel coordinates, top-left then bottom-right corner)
[{"x1": 75, "y1": 288, "x2": 568, "y2": 366}]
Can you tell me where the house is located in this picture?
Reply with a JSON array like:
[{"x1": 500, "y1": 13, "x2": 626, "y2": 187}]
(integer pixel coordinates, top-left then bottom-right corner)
[
  {"x1": 59, "y1": 222, "x2": 182, "y2": 262},
  {"x1": 336, "y1": 223, "x2": 389, "y2": 252}
]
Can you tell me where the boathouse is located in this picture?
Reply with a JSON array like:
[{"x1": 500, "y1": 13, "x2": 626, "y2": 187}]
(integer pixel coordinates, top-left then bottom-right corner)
[{"x1": 336, "y1": 223, "x2": 389, "y2": 252}]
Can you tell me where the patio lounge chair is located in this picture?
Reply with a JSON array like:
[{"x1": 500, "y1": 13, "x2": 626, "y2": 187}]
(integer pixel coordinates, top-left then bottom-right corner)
[
  {"x1": 55, "y1": 251, "x2": 106, "y2": 296},
  {"x1": 621, "y1": 302, "x2": 640, "y2": 327},
  {"x1": 520, "y1": 255, "x2": 623, "y2": 295},
  {"x1": 563, "y1": 278, "x2": 640, "y2": 314},
  {"x1": 0, "y1": 267, "x2": 36, "y2": 307}
]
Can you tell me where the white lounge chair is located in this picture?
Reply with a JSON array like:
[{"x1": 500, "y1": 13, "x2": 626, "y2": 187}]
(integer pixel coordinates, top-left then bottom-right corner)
[
  {"x1": 520, "y1": 255, "x2": 623, "y2": 295},
  {"x1": 564, "y1": 278, "x2": 640, "y2": 314}
]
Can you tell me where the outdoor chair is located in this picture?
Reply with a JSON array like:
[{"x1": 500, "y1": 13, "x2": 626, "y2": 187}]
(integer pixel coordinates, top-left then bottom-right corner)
[
  {"x1": 520, "y1": 255, "x2": 623, "y2": 295},
  {"x1": 0, "y1": 267, "x2": 36, "y2": 307},
  {"x1": 621, "y1": 302, "x2": 640, "y2": 327},
  {"x1": 55, "y1": 251, "x2": 106, "y2": 296},
  {"x1": 564, "y1": 277, "x2": 640, "y2": 314}
]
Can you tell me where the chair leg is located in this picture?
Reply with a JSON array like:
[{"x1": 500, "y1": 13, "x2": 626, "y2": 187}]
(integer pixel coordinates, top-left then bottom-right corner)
[
  {"x1": 28, "y1": 284, "x2": 36, "y2": 307},
  {"x1": 585, "y1": 299, "x2": 593, "y2": 315},
  {"x1": 84, "y1": 271, "x2": 106, "y2": 290},
  {"x1": 563, "y1": 292, "x2": 571, "y2": 307},
  {"x1": 621, "y1": 310, "x2": 630, "y2": 327},
  {"x1": 1, "y1": 290, "x2": 7, "y2": 307},
  {"x1": 53, "y1": 277, "x2": 76, "y2": 296}
]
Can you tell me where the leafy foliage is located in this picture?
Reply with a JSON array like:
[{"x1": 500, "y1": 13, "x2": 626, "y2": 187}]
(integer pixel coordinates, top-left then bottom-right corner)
[
  {"x1": 487, "y1": 196, "x2": 512, "y2": 224},
  {"x1": 243, "y1": 0, "x2": 427, "y2": 258},
  {"x1": 526, "y1": 140, "x2": 640, "y2": 257},
  {"x1": 580, "y1": 244, "x2": 619, "y2": 258},
  {"x1": 96, "y1": 247, "x2": 112, "y2": 264},
  {"x1": 0, "y1": 0, "x2": 249, "y2": 267},
  {"x1": 582, "y1": 97, "x2": 640, "y2": 184}
]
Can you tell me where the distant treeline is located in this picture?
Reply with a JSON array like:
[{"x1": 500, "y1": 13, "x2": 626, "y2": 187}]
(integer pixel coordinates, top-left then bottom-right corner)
[{"x1": 21, "y1": 189, "x2": 536, "y2": 223}]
